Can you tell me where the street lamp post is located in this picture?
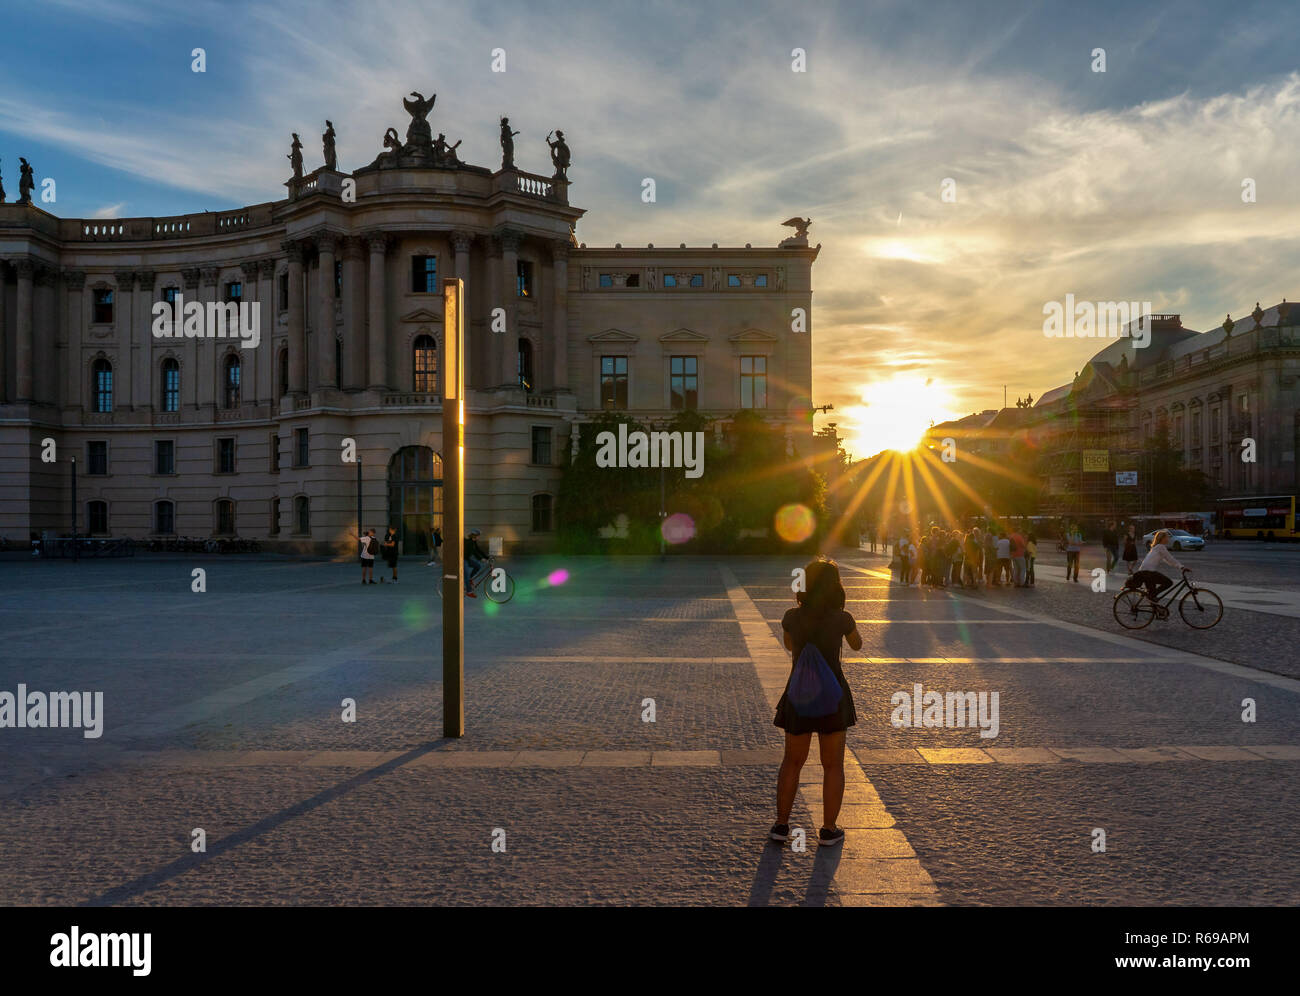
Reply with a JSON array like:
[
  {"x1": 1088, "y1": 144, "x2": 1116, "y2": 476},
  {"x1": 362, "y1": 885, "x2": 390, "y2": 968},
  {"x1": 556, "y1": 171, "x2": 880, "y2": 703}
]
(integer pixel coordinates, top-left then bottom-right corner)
[{"x1": 441, "y1": 277, "x2": 466, "y2": 737}]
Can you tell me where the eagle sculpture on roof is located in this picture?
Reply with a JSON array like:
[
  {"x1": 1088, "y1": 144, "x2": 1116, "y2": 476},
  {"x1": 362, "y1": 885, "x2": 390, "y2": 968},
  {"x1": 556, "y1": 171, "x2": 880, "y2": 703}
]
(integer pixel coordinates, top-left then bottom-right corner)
[{"x1": 781, "y1": 217, "x2": 812, "y2": 240}]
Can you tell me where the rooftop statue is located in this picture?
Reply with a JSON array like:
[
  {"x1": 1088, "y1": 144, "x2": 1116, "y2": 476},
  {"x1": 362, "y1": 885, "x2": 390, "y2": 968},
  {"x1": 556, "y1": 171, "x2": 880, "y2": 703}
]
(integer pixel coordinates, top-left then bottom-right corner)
[
  {"x1": 780, "y1": 217, "x2": 812, "y2": 245},
  {"x1": 287, "y1": 134, "x2": 303, "y2": 180},
  {"x1": 500, "y1": 117, "x2": 520, "y2": 170},
  {"x1": 18, "y1": 157, "x2": 35, "y2": 205},
  {"x1": 546, "y1": 130, "x2": 570, "y2": 181},
  {"x1": 403, "y1": 91, "x2": 436, "y2": 154},
  {"x1": 434, "y1": 132, "x2": 462, "y2": 166},
  {"x1": 382, "y1": 127, "x2": 402, "y2": 159},
  {"x1": 323, "y1": 120, "x2": 337, "y2": 171},
  {"x1": 0, "y1": 158, "x2": 5, "y2": 203}
]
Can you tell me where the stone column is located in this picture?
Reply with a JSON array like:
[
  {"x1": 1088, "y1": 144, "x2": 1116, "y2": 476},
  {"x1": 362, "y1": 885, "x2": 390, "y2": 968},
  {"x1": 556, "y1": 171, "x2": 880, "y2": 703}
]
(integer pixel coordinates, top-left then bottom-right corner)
[
  {"x1": 15, "y1": 259, "x2": 34, "y2": 402},
  {"x1": 498, "y1": 229, "x2": 521, "y2": 387},
  {"x1": 257, "y1": 258, "x2": 276, "y2": 403},
  {"x1": 485, "y1": 236, "x2": 503, "y2": 390},
  {"x1": 240, "y1": 260, "x2": 261, "y2": 406},
  {"x1": 62, "y1": 270, "x2": 86, "y2": 411},
  {"x1": 113, "y1": 270, "x2": 135, "y2": 410},
  {"x1": 341, "y1": 237, "x2": 365, "y2": 391},
  {"x1": 134, "y1": 271, "x2": 155, "y2": 410},
  {"x1": 0, "y1": 261, "x2": 7, "y2": 403},
  {"x1": 181, "y1": 268, "x2": 200, "y2": 410},
  {"x1": 199, "y1": 267, "x2": 219, "y2": 409},
  {"x1": 366, "y1": 233, "x2": 389, "y2": 391},
  {"x1": 451, "y1": 230, "x2": 473, "y2": 389},
  {"x1": 284, "y1": 241, "x2": 307, "y2": 395},
  {"x1": 315, "y1": 233, "x2": 338, "y2": 389},
  {"x1": 34, "y1": 266, "x2": 59, "y2": 405},
  {"x1": 550, "y1": 241, "x2": 569, "y2": 392}
]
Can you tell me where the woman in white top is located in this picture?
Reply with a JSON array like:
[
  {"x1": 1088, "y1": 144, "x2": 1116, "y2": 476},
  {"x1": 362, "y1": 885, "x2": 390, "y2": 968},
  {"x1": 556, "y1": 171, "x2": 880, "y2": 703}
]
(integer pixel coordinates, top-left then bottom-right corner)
[{"x1": 1132, "y1": 530, "x2": 1186, "y2": 598}]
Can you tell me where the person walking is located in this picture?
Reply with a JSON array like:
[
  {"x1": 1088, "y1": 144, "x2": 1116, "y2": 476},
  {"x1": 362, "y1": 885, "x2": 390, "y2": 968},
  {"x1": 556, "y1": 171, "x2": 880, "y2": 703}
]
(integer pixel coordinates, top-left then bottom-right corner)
[
  {"x1": 1122, "y1": 524, "x2": 1139, "y2": 575},
  {"x1": 1102, "y1": 520, "x2": 1119, "y2": 573},
  {"x1": 380, "y1": 525, "x2": 400, "y2": 584},
  {"x1": 994, "y1": 531, "x2": 1012, "y2": 586},
  {"x1": 357, "y1": 528, "x2": 377, "y2": 585},
  {"x1": 771, "y1": 557, "x2": 863, "y2": 849},
  {"x1": 894, "y1": 531, "x2": 910, "y2": 586},
  {"x1": 963, "y1": 528, "x2": 982, "y2": 588},
  {"x1": 983, "y1": 529, "x2": 998, "y2": 586},
  {"x1": 1025, "y1": 532, "x2": 1037, "y2": 586},
  {"x1": 426, "y1": 526, "x2": 443, "y2": 567},
  {"x1": 1065, "y1": 521, "x2": 1083, "y2": 582}
]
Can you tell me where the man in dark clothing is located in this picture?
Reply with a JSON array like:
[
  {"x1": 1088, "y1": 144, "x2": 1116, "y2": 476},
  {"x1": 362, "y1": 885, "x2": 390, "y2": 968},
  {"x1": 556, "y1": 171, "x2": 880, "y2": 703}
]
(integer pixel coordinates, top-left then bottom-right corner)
[
  {"x1": 464, "y1": 528, "x2": 489, "y2": 597},
  {"x1": 1102, "y1": 521, "x2": 1119, "y2": 573}
]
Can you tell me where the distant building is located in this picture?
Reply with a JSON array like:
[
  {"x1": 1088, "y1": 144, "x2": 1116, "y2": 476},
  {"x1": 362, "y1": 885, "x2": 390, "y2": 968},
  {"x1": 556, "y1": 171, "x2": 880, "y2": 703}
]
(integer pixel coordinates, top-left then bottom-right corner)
[{"x1": 0, "y1": 92, "x2": 818, "y2": 552}]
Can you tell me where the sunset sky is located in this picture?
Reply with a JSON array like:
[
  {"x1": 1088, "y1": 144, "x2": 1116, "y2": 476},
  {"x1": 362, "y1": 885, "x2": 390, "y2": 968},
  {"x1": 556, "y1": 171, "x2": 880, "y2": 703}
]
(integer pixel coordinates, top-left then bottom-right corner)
[{"x1": 4, "y1": 0, "x2": 1299, "y2": 458}]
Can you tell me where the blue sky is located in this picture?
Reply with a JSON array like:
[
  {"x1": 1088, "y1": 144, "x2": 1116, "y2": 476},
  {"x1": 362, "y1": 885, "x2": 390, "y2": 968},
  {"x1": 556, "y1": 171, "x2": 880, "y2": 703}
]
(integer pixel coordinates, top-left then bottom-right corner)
[{"x1": 4, "y1": 0, "x2": 1299, "y2": 455}]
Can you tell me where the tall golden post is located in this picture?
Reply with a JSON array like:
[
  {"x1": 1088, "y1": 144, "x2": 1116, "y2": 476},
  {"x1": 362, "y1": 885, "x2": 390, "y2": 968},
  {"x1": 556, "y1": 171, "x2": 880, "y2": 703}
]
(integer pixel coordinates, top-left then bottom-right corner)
[{"x1": 442, "y1": 277, "x2": 465, "y2": 737}]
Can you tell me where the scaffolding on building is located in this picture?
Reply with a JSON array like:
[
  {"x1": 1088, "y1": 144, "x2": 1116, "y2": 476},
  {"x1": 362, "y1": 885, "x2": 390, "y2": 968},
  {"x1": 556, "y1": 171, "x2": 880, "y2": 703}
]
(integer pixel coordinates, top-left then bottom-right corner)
[{"x1": 1036, "y1": 392, "x2": 1152, "y2": 521}]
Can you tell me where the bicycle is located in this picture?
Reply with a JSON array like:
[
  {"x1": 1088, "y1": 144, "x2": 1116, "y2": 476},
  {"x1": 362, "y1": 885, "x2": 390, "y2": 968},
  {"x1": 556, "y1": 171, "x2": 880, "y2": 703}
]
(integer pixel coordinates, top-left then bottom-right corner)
[
  {"x1": 444, "y1": 555, "x2": 515, "y2": 604},
  {"x1": 1112, "y1": 568, "x2": 1223, "y2": 630}
]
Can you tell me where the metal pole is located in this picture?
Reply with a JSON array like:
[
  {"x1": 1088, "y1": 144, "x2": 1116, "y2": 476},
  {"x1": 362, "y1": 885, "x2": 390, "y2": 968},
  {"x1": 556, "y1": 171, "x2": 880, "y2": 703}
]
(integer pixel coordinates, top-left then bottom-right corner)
[
  {"x1": 71, "y1": 456, "x2": 78, "y2": 562},
  {"x1": 441, "y1": 277, "x2": 465, "y2": 737},
  {"x1": 356, "y1": 456, "x2": 362, "y2": 540}
]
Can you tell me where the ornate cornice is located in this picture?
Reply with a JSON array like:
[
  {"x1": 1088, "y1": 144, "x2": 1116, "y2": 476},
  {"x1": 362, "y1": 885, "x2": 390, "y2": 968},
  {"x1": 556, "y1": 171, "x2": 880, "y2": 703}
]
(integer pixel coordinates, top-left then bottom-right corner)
[
  {"x1": 200, "y1": 266, "x2": 220, "y2": 287},
  {"x1": 281, "y1": 239, "x2": 307, "y2": 264},
  {"x1": 181, "y1": 267, "x2": 201, "y2": 290},
  {"x1": 62, "y1": 269, "x2": 87, "y2": 291},
  {"x1": 450, "y1": 230, "x2": 475, "y2": 254},
  {"x1": 113, "y1": 269, "x2": 137, "y2": 289}
]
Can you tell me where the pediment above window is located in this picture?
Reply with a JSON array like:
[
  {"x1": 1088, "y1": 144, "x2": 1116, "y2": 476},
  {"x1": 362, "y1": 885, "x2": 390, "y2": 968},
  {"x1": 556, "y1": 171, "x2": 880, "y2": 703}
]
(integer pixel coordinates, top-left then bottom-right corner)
[
  {"x1": 587, "y1": 328, "x2": 639, "y2": 344},
  {"x1": 658, "y1": 327, "x2": 709, "y2": 344},
  {"x1": 399, "y1": 307, "x2": 442, "y2": 323}
]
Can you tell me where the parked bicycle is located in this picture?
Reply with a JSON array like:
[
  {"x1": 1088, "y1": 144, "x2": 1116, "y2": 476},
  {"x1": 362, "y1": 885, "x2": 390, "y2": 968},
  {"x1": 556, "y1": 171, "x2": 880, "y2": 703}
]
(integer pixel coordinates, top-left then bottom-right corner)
[
  {"x1": 444, "y1": 555, "x2": 515, "y2": 604},
  {"x1": 1112, "y1": 567, "x2": 1223, "y2": 630}
]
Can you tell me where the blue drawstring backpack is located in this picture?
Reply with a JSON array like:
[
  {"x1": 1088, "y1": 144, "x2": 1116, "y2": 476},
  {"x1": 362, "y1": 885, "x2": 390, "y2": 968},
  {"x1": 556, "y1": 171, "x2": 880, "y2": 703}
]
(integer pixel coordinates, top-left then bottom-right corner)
[{"x1": 787, "y1": 642, "x2": 843, "y2": 717}]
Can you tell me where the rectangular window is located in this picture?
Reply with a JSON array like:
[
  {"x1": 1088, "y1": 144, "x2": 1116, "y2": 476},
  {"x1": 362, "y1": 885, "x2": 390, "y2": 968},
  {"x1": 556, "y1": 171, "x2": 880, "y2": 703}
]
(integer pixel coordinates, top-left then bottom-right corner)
[
  {"x1": 670, "y1": 356, "x2": 698, "y2": 410},
  {"x1": 216, "y1": 437, "x2": 236, "y2": 474},
  {"x1": 663, "y1": 274, "x2": 677, "y2": 288},
  {"x1": 517, "y1": 260, "x2": 534, "y2": 297},
  {"x1": 532, "y1": 494, "x2": 553, "y2": 533},
  {"x1": 154, "y1": 440, "x2": 175, "y2": 475},
  {"x1": 270, "y1": 498, "x2": 281, "y2": 535},
  {"x1": 1191, "y1": 415, "x2": 1202, "y2": 447},
  {"x1": 295, "y1": 427, "x2": 309, "y2": 467},
  {"x1": 87, "y1": 440, "x2": 108, "y2": 476},
  {"x1": 278, "y1": 272, "x2": 289, "y2": 311},
  {"x1": 690, "y1": 274, "x2": 703, "y2": 287},
  {"x1": 1238, "y1": 393, "x2": 1249, "y2": 413},
  {"x1": 93, "y1": 289, "x2": 114, "y2": 324},
  {"x1": 740, "y1": 355, "x2": 767, "y2": 409},
  {"x1": 599, "y1": 273, "x2": 612, "y2": 288},
  {"x1": 727, "y1": 274, "x2": 741, "y2": 288},
  {"x1": 531, "y1": 426, "x2": 553, "y2": 465},
  {"x1": 163, "y1": 286, "x2": 180, "y2": 306},
  {"x1": 225, "y1": 281, "x2": 242, "y2": 303},
  {"x1": 625, "y1": 273, "x2": 640, "y2": 288},
  {"x1": 88, "y1": 502, "x2": 108, "y2": 535},
  {"x1": 155, "y1": 502, "x2": 174, "y2": 535},
  {"x1": 334, "y1": 260, "x2": 343, "y2": 297},
  {"x1": 600, "y1": 356, "x2": 628, "y2": 410},
  {"x1": 755, "y1": 274, "x2": 768, "y2": 287},
  {"x1": 411, "y1": 255, "x2": 437, "y2": 293},
  {"x1": 270, "y1": 433, "x2": 280, "y2": 473},
  {"x1": 1210, "y1": 408, "x2": 1221, "y2": 443}
]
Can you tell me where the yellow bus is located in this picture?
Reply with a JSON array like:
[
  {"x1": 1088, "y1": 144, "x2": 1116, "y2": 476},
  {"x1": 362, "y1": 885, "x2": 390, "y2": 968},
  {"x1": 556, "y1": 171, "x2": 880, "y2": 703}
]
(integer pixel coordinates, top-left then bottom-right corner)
[{"x1": 1215, "y1": 495, "x2": 1298, "y2": 540}]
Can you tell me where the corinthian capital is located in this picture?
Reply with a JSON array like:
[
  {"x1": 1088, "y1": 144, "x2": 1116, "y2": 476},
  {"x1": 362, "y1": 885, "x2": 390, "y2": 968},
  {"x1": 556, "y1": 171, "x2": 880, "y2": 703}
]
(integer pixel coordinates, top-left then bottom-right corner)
[
  {"x1": 114, "y1": 270, "x2": 137, "y2": 289},
  {"x1": 450, "y1": 230, "x2": 475, "y2": 254}
]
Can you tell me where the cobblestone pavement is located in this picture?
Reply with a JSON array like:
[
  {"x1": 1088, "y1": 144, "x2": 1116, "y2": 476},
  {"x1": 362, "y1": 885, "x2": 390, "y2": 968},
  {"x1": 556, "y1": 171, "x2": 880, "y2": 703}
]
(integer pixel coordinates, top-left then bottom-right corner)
[{"x1": 0, "y1": 552, "x2": 1296, "y2": 905}]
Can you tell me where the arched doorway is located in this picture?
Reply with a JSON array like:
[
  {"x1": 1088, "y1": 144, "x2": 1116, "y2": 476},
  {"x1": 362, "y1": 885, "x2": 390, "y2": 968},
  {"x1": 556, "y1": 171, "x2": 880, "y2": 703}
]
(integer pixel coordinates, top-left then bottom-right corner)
[{"x1": 387, "y1": 446, "x2": 443, "y2": 556}]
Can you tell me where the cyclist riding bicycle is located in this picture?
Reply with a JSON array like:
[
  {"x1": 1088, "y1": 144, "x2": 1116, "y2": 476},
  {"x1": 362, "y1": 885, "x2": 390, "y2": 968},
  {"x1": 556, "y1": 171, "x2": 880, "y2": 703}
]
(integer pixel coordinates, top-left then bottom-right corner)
[
  {"x1": 464, "y1": 528, "x2": 489, "y2": 597},
  {"x1": 1128, "y1": 529, "x2": 1185, "y2": 599}
]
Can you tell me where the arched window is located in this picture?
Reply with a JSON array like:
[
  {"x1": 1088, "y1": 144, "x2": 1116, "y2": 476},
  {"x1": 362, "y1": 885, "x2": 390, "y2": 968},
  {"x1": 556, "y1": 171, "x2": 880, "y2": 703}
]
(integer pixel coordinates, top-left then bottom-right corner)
[
  {"x1": 161, "y1": 358, "x2": 180, "y2": 412},
  {"x1": 215, "y1": 499, "x2": 235, "y2": 536},
  {"x1": 155, "y1": 500, "x2": 175, "y2": 535},
  {"x1": 413, "y1": 335, "x2": 438, "y2": 393},
  {"x1": 294, "y1": 495, "x2": 310, "y2": 534},
  {"x1": 223, "y1": 354, "x2": 241, "y2": 409},
  {"x1": 92, "y1": 358, "x2": 113, "y2": 412},
  {"x1": 387, "y1": 446, "x2": 443, "y2": 555},
  {"x1": 278, "y1": 348, "x2": 289, "y2": 398},
  {"x1": 88, "y1": 500, "x2": 109, "y2": 535},
  {"x1": 518, "y1": 337, "x2": 534, "y2": 392}
]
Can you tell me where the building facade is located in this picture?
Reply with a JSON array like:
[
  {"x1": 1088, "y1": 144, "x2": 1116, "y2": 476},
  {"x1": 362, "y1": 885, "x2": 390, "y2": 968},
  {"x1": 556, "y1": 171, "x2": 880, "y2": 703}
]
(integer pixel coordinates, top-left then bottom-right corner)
[{"x1": 0, "y1": 92, "x2": 818, "y2": 553}]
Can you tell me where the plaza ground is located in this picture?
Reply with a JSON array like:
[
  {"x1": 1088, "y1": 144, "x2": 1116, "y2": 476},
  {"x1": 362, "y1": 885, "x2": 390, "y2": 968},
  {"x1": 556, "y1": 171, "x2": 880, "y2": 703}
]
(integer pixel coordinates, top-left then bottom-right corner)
[{"x1": 0, "y1": 544, "x2": 1297, "y2": 905}]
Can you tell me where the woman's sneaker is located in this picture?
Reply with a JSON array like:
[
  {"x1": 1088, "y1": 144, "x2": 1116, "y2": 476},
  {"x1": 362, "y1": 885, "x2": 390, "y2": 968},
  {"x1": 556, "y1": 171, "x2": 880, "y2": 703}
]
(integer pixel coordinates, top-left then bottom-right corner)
[
  {"x1": 769, "y1": 823, "x2": 790, "y2": 842},
  {"x1": 818, "y1": 827, "x2": 845, "y2": 847}
]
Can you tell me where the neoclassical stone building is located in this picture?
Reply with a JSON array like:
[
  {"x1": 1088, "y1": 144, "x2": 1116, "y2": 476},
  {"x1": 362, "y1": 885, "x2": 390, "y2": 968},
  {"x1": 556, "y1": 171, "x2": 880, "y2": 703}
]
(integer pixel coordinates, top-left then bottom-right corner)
[{"x1": 0, "y1": 94, "x2": 819, "y2": 553}]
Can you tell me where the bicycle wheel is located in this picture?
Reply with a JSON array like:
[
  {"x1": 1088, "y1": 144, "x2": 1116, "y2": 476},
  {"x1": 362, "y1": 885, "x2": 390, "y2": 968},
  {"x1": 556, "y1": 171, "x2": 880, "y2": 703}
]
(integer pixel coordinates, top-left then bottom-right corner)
[
  {"x1": 485, "y1": 568, "x2": 515, "y2": 604},
  {"x1": 1179, "y1": 586, "x2": 1223, "y2": 629},
  {"x1": 1113, "y1": 589, "x2": 1156, "y2": 629}
]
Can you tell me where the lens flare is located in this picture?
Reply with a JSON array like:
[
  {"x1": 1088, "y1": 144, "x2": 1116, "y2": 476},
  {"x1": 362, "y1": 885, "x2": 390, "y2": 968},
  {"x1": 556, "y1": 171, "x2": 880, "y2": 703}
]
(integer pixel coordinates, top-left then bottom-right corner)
[
  {"x1": 545, "y1": 568, "x2": 569, "y2": 586},
  {"x1": 482, "y1": 599, "x2": 500, "y2": 617},
  {"x1": 401, "y1": 599, "x2": 429, "y2": 629},
  {"x1": 661, "y1": 512, "x2": 696, "y2": 545},
  {"x1": 774, "y1": 503, "x2": 816, "y2": 543}
]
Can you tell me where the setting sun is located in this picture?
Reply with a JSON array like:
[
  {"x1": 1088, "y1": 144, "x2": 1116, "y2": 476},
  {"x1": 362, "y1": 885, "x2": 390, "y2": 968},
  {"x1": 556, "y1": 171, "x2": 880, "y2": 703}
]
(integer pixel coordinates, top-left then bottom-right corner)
[{"x1": 841, "y1": 375, "x2": 960, "y2": 458}]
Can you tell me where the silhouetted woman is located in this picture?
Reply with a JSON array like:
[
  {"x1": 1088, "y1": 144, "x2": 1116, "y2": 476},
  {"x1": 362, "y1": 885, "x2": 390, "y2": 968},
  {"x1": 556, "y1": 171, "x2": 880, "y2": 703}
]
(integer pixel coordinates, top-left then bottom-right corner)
[{"x1": 771, "y1": 557, "x2": 863, "y2": 848}]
